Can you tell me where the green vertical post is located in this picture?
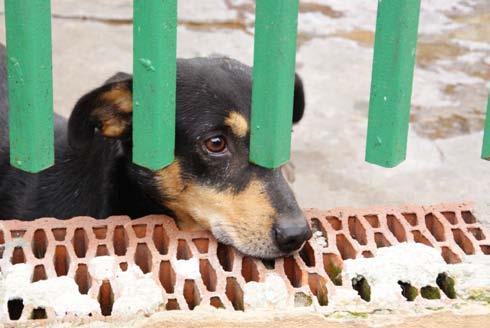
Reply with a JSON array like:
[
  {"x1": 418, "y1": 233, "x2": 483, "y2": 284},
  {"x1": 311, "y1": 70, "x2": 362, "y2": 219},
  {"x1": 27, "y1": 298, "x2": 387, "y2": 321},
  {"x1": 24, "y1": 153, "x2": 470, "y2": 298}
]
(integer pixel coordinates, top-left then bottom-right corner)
[
  {"x1": 481, "y1": 92, "x2": 490, "y2": 160},
  {"x1": 365, "y1": 0, "x2": 421, "y2": 168},
  {"x1": 250, "y1": 0, "x2": 299, "y2": 169},
  {"x1": 133, "y1": 0, "x2": 177, "y2": 170},
  {"x1": 5, "y1": 0, "x2": 54, "y2": 172}
]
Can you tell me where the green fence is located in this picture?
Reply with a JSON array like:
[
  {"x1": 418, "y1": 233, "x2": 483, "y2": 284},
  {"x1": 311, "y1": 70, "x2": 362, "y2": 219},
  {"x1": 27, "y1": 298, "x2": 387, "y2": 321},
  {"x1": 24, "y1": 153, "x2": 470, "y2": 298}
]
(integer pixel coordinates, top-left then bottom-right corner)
[{"x1": 3, "y1": 0, "x2": 489, "y2": 173}]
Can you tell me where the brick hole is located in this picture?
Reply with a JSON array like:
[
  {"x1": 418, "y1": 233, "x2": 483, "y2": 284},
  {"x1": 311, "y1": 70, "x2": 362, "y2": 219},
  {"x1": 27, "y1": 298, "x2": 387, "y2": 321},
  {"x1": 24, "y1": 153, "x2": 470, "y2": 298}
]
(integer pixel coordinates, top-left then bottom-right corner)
[
  {"x1": 402, "y1": 213, "x2": 418, "y2": 226},
  {"x1": 412, "y1": 230, "x2": 432, "y2": 247},
  {"x1": 323, "y1": 253, "x2": 343, "y2": 286},
  {"x1": 159, "y1": 261, "x2": 176, "y2": 293},
  {"x1": 481, "y1": 245, "x2": 490, "y2": 254},
  {"x1": 461, "y1": 211, "x2": 476, "y2": 224},
  {"x1": 352, "y1": 276, "x2": 371, "y2": 302},
  {"x1": 210, "y1": 297, "x2": 225, "y2": 309},
  {"x1": 308, "y1": 273, "x2": 328, "y2": 306},
  {"x1": 425, "y1": 214, "x2": 446, "y2": 242},
  {"x1": 441, "y1": 212, "x2": 458, "y2": 225},
  {"x1": 54, "y1": 245, "x2": 70, "y2": 276},
  {"x1": 241, "y1": 257, "x2": 259, "y2": 283},
  {"x1": 336, "y1": 234, "x2": 356, "y2": 259},
  {"x1": 436, "y1": 273, "x2": 456, "y2": 299},
  {"x1": 96, "y1": 245, "x2": 109, "y2": 256},
  {"x1": 284, "y1": 256, "x2": 303, "y2": 287},
  {"x1": 199, "y1": 259, "x2": 217, "y2": 292},
  {"x1": 132, "y1": 224, "x2": 147, "y2": 238},
  {"x1": 177, "y1": 239, "x2": 193, "y2": 260},
  {"x1": 362, "y1": 251, "x2": 374, "y2": 258},
  {"x1": 152, "y1": 225, "x2": 169, "y2": 255},
  {"x1": 452, "y1": 229, "x2": 475, "y2": 255},
  {"x1": 364, "y1": 215, "x2": 380, "y2": 228},
  {"x1": 468, "y1": 228, "x2": 485, "y2": 241},
  {"x1": 93, "y1": 226, "x2": 107, "y2": 240},
  {"x1": 326, "y1": 216, "x2": 342, "y2": 230},
  {"x1": 51, "y1": 228, "x2": 66, "y2": 241},
  {"x1": 441, "y1": 247, "x2": 461, "y2": 264},
  {"x1": 119, "y1": 262, "x2": 128, "y2": 271},
  {"x1": 75, "y1": 264, "x2": 91, "y2": 294},
  {"x1": 113, "y1": 225, "x2": 128, "y2": 256},
  {"x1": 420, "y1": 286, "x2": 441, "y2": 299},
  {"x1": 192, "y1": 238, "x2": 209, "y2": 254},
  {"x1": 7, "y1": 299, "x2": 24, "y2": 320},
  {"x1": 72, "y1": 228, "x2": 88, "y2": 258},
  {"x1": 374, "y1": 233, "x2": 391, "y2": 248},
  {"x1": 217, "y1": 243, "x2": 234, "y2": 272},
  {"x1": 261, "y1": 259, "x2": 275, "y2": 269},
  {"x1": 299, "y1": 241, "x2": 316, "y2": 267},
  {"x1": 183, "y1": 280, "x2": 201, "y2": 310},
  {"x1": 30, "y1": 308, "x2": 47, "y2": 320},
  {"x1": 294, "y1": 292, "x2": 313, "y2": 307},
  {"x1": 398, "y1": 281, "x2": 418, "y2": 301},
  {"x1": 32, "y1": 229, "x2": 48, "y2": 259},
  {"x1": 166, "y1": 299, "x2": 180, "y2": 310},
  {"x1": 311, "y1": 218, "x2": 328, "y2": 246},
  {"x1": 387, "y1": 215, "x2": 407, "y2": 242},
  {"x1": 32, "y1": 265, "x2": 47, "y2": 282},
  {"x1": 11, "y1": 247, "x2": 26, "y2": 264},
  {"x1": 98, "y1": 281, "x2": 114, "y2": 316},
  {"x1": 11, "y1": 230, "x2": 26, "y2": 238},
  {"x1": 225, "y1": 277, "x2": 244, "y2": 311},
  {"x1": 135, "y1": 243, "x2": 152, "y2": 273},
  {"x1": 348, "y1": 216, "x2": 367, "y2": 245}
]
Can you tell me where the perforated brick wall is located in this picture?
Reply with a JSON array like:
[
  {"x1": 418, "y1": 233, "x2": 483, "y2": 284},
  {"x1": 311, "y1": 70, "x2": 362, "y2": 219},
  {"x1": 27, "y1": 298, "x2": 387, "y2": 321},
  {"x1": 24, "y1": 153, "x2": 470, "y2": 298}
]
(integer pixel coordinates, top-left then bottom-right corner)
[{"x1": 0, "y1": 202, "x2": 488, "y2": 322}]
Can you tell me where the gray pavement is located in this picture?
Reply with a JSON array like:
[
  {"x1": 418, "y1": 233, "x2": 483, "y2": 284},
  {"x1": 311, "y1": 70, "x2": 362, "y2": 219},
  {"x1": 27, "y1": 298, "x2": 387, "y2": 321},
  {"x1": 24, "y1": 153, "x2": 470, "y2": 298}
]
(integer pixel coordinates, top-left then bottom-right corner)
[{"x1": 0, "y1": 0, "x2": 488, "y2": 227}]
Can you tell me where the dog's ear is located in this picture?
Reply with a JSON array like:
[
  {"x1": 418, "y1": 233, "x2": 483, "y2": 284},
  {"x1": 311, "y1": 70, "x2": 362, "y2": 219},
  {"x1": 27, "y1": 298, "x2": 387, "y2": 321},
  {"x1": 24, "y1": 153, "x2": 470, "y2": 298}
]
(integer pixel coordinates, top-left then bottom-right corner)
[
  {"x1": 292, "y1": 73, "x2": 305, "y2": 124},
  {"x1": 68, "y1": 74, "x2": 133, "y2": 151}
]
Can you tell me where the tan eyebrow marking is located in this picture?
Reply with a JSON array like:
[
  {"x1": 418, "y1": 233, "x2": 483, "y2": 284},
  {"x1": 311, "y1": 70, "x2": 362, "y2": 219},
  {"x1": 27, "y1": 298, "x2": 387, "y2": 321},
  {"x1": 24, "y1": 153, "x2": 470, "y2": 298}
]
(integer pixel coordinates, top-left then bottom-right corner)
[{"x1": 225, "y1": 111, "x2": 249, "y2": 137}]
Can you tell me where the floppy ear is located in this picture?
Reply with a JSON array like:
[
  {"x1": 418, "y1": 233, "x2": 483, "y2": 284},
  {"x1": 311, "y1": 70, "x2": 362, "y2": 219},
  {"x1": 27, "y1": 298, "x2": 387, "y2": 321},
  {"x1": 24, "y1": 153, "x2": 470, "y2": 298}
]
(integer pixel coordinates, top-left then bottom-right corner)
[
  {"x1": 292, "y1": 73, "x2": 305, "y2": 124},
  {"x1": 68, "y1": 74, "x2": 133, "y2": 151}
]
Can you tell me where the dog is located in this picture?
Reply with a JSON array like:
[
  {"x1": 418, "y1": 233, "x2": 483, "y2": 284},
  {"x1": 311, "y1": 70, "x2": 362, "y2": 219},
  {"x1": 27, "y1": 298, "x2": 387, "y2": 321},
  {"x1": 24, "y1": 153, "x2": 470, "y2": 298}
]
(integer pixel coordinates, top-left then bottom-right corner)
[{"x1": 0, "y1": 44, "x2": 311, "y2": 259}]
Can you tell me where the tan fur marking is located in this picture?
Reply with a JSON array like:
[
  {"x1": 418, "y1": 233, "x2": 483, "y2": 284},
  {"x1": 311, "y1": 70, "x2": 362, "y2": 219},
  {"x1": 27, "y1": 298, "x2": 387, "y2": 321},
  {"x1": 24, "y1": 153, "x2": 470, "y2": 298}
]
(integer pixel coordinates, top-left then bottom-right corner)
[
  {"x1": 100, "y1": 118, "x2": 128, "y2": 137},
  {"x1": 101, "y1": 84, "x2": 133, "y2": 113},
  {"x1": 156, "y1": 162, "x2": 276, "y2": 247},
  {"x1": 225, "y1": 111, "x2": 249, "y2": 137}
]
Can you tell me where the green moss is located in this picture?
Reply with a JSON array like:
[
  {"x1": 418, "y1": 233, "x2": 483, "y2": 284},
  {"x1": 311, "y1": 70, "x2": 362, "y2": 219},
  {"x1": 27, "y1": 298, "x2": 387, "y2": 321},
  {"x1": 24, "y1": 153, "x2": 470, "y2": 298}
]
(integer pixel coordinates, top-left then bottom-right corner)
[
  {"x1": 294, "y1": 292, "x2": 313, "y2": 307},
  {"x1": 352, "y1": 276, "x2": 371, "y2": 302},
  {"x1": 329, "y1": 311, "x2": 369, "y2": 319},
  {"x1": 420, "y1": 286, "x2": 441, "y2": 299},
  {"x1": 398, "y1": 281, "x2": 419, "y2": 301},
  {"x1": 467, "y1": 289, "x2": 490, "y2": 304},
  {"x1": 328, "y1": 260, "x2": 343, "y2": 286},
  {"x1": 436, "y1": 273, "x2": 457, "y2": 299}
]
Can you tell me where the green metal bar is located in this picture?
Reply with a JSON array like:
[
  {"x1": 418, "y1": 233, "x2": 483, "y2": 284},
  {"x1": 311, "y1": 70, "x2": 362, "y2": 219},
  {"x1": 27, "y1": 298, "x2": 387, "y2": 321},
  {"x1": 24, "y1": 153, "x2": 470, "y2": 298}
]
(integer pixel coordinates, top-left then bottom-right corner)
[
  {"x1": 5, "y1": 0, "x2": 54, "y2": 173},
  {"x1": 481, "y1": 92, "x2": 490, "y2": 160},
  {"x1": 133, "y1": 0, "x2": 177, "y2": 170},
  {"x1": 365, "y1": 0, "x2": 421, "y2": 168},
  {"x1": 250, "y1": 0, "x2": 299, "y2": 169}
]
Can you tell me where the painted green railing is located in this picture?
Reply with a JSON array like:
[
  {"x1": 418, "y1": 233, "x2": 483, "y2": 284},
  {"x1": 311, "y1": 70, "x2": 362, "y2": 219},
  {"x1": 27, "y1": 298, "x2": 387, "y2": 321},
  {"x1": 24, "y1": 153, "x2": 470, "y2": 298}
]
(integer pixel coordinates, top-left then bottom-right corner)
[
  {"x1": 365, "y1": 0, "x2": 421, "y2": 168},
  {"x1": 482, "y1": 92, "x2": 490, "y2": 160},
  {"x1": 3, "y1": 0, "x2": 488, "y2": 173}
]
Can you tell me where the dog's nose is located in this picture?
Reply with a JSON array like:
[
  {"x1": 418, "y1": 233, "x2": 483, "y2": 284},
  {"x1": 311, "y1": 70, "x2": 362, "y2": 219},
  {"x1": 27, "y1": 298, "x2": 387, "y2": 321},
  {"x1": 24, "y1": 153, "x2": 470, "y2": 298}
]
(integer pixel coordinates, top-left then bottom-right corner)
[{"x1": 273, "y1": 219, "x2": 312, "y2": 253}]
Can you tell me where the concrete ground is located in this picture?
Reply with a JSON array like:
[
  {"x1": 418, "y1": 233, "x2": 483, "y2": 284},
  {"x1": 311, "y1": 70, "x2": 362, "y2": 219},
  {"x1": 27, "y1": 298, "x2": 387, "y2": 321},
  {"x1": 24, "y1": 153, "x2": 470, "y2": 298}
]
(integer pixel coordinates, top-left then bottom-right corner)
[{"x1": 0, "y1": 0, "x2": 489, "y2": 228}]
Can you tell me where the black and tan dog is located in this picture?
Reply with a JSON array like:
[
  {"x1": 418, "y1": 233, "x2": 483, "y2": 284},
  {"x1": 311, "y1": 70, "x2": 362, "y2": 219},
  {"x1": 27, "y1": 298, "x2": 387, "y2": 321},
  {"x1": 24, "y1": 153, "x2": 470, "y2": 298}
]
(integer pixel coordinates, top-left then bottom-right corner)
[{"x1": 0, "y1": 44, "x2": 311, "y2": 259}]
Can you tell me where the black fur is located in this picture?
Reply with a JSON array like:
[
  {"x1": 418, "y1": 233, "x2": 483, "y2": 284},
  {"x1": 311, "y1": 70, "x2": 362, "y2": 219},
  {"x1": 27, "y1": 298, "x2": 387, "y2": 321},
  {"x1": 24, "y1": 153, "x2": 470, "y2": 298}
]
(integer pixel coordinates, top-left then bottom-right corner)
[{"x1": 0, "y1": 45, "x2": 306, "y2": 222}]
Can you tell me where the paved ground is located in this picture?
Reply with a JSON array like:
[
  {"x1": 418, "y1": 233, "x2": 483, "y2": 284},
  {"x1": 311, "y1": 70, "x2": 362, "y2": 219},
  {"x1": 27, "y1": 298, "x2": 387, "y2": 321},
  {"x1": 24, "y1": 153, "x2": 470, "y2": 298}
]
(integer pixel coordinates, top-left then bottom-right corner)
[{"x1": 0, "y1": 0, "x2": 489, "y2": 228}]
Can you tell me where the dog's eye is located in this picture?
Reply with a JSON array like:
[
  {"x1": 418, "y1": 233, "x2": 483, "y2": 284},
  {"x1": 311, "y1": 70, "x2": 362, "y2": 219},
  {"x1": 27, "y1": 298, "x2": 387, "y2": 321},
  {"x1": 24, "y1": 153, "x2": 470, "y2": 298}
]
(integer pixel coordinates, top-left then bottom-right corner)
[{"x1": 204, "y1": 135, "x2": 227, "y2": 154}]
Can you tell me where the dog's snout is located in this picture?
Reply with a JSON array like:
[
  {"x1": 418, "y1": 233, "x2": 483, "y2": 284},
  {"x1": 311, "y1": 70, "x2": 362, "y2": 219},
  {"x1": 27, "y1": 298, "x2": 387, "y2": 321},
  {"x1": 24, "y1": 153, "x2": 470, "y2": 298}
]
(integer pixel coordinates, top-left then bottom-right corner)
[{"x1": 273, "y1": 217, "x2": 312, "y2": 253}]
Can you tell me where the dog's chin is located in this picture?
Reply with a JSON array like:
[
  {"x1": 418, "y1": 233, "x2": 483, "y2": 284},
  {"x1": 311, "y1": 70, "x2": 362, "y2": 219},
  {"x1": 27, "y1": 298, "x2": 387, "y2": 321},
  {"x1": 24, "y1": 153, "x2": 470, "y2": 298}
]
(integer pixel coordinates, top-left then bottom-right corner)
[{"x1": 210, "y1": 224, "x2": 286, "y2": 259}]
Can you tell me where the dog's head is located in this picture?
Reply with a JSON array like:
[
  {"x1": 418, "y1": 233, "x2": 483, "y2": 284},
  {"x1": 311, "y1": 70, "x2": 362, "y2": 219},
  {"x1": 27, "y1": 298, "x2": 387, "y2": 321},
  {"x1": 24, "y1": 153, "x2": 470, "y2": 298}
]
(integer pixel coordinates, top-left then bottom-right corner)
[{"x1": 68, "y1": 57, "x2": 310, "y2": 258}]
